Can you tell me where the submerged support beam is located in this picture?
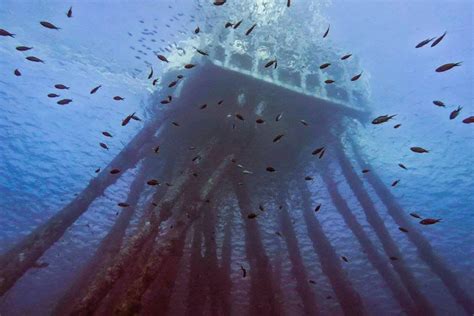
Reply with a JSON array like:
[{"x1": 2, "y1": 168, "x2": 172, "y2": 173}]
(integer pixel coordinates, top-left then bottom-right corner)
[
  {"x1": 219, "y1": 198, "x2": 233, "y2": 316},
  {"x1": 298, "y1": 181, "x2": 365, "y2": 316},
  {"x1": 350, "y1": 141, "x2": 474, "y2": 314},
  {"x1": 333, "y1": 146, "x2": 434, "y2": 315},
  {"x1": 321, "y1": 169, "x2": 417, "y2": 315}
]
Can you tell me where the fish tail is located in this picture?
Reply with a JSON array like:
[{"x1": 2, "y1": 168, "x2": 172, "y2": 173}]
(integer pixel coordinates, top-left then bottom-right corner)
[{"x1": 455, "y1": 62, "x2": 463, "y2": 66}]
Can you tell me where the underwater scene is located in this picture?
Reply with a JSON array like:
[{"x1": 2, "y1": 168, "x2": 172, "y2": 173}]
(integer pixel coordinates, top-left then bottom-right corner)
[{"x1": 0, "y1": 0, "x2": 473, "y2": 315}]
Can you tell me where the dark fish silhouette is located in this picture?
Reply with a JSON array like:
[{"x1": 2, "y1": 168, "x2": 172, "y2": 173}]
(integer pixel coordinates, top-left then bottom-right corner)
[
  {"x1": 218, "y1": 100, "x2": 224, "y2": 105},
  {"x1": 177, "y1": 75, "x2": 184, "y2": 79},
  {"x1": 300, "y1": 120, "x2": 309, "y2": 126},
  {"x1": 323, "y1": 25, "x2": 330, "y2": 38},
  {"x1": 415, "y1": 37, "x2": 434, "y2": 48},
  {"x1": 148, "y1": 67, "x2": 153, "y2": 79},
  {"x1": 309, "y1": 280, "x2": 316, "y2": 284},
  {"x1": 26, "y1": 56, "x2": 44, "y2": 63},
  {"x1": 122, "y1": 112, "x2": 135, "y2": 126},
  {"x1": 256, "y1": 118, "x2": 265, "y2": 124},
  {"x1": 14, "y1": 69, "x2": 21, "y2": 76},
  {"x1": 57, "y1": 99, "x2": 72, "y2": 105},
  {"x1": 99, "y1": 142, "x2": 109, "y2": 150},
  {"x1": 172, "y1": 121, "x2": 180, "y2": 126},
  {"x1": 67, "y1": 7, "x2": 73, "y2": 18},
  {"x1": 118, "y1": 202, "x2": 129, "y2": 208},
  {"x1": 16, "y1": 46, "x2": 33, "y2": 51},
  {"x1": 90, "y1": 85, "x2": 101, "y2": 94},
  {"x1": 0, "y1": 29, "x2": 15, "y2": 37},
  {"x1": 449, "y1": 106, "x2": 462, "y2": 120},
  {"x1": 362, "y1": 169, "x2": 370, "y2": 173},
  {"x1": 245, "y1": 23, "x2": 257, "y2": 36},
  {"x1": 320, "y1": 63, "x2": 331, "y2": 69},
  {"x1": 266, "y1": 167, "x2": 276, "y2": 172},
  {"x1": 95, "y1": 168, "x2": 101, "y2": 173},
  {"x1": 324, "y1": 79, "x2": 335, "y2": 84},
  {"x1": 102, "y1": 131, "x2": 113, "y2": 137},
  {"x1": 55, "y1": 84, "x2": 69, "y2": 89},
  {"x1": 410, "y1": 147, "x2": 429, "y2": 153},
  {"x1": 184, "y1": 64, "x2": 196, "y2": 69},
  {"x1": 394, "y1": 124, "x2": 401, "y2": 129},
  {"x1": 265, "y1": 59, "x2": 277, "y2": 69},
  {"x1": 214, "y1": 0, "x2": 226, "y2": 5},
  {"x1": 351, "y1": 72, "x2": 363, "y2": 81},
  {"x1": 398, "y1": 227, "x2": 408, "y2": 233},
  {"x1": 233, "y1": 20, "x2": 243, "y2": 29},
  {"x1": 398, "y1": 163, "x2": 407, "y2": 170},
  {"x1": 420, "y1": 218, "x2": 441, "y2": 225},
  {"x1": 312, "y1": 147, "x2": 325, "y2": 156},
  {"x1": 273, "y1": 134, "x2": 284, "y2": 143},
  {"x1": 410, "y1": 212, "x2": 422, "y2": 219},
  {"x1": 153, "y1": 79, "x2": 159, "y2": 86},
  {"x1": 225, "y1": 22, "x2": 233, "y2": 28},
  {"x1": 154, "y1": 146, "x2": 160, "y2": 153},
  {"x1": 194, "y1": 26, "x2": 200, "y2": 34},
  {"x1": 40, "y1": 21, "x2": 60, "y2": 30},
  {"x1": 431, "y1": 31, "x2": 446, "y2": 47},
  {"x1": 433, "y1": 100, "x2": 445, "y2": 107},
  {"x1": 341, "y1": 256, "x2": 349, "y2": 263},
  {"x1": 113, "y1": 96, "x2": 124, "y2": 101},
  {"x1": 462, "y1": 116, "x2": 474, "y2": 124},
  {"x1": 169, "y1": 80, "x2": 178, "y2": 88},
  {"x1": 48, "y1": 93, "x2": 59, "y2": 98},
  {"x1": 314, "y1": 204, "x2": 321, "y2": 212},
  {"x1": 247, "y1": 213, "x2": 257, "y2": 219},
  {"x1": 147, "y1": 179, "x2": 159, "y2": 186},
  {"x1": 287, "y1": 0, "x2": 291, "y2": 7},
  {"x1": 196, "y1": 48, "x2": 208, "y2": 56},
  {"x1": 341, "y1": 54, "x2": 352, "y2": 60},
  {"x1": 235, "y1": 113, "x2": 244, "y2": 121},
  {"x1": 110, "y1": 169, "x2": 120, "y2": 174},
  {"x1": 240, "y1": 265, "x2": 247, "y2": 277},
  {"x1": 157, "y1": 54, "x2": 169, "y2": 62},
  {"x1": 372, "y1": 114, "x2": 396, "y2": 125},
  {"x1": 391, "y1": 180, "x2": 400, "y2": 187},
  {"x1": 436, "y1": 62, "x2": 462, "y2": 72},
  {"x1": 275, "y1": 112, "x2": 283, "y2": 121},
  {"x1": 200, "y1": 103, "x2": 207, "y2": 109}
]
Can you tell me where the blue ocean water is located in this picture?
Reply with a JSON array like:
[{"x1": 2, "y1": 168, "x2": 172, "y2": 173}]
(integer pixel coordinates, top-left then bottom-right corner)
[{"x1": 0, "y1": 0, "x2": 472, "y2": 315}]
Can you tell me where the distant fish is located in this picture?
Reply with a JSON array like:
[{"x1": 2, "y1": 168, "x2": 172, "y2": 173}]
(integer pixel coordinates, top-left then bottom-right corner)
[
  {"x1": 225, "y1": 22, "x2": 233, "y2": 28},
  {"x1": 341, "y1": 256, "x2": 349, "y2": 263},
  {"x1": 67, "y1": 6, "x2": 73, "y2": 18},
  {"x1": 436, "y1": 62, "x2": 462, "y2": 73},
  {"x1": 16, "y1": 46, "x2": 33, "y2": 51},
  {"x1": 113, "y1": 96, "x2": 124, "y2": 101},
  {"x1": 196, "y1": 48, "x2": 208, "y2": 56},
  {"x1": 256, "y1": 118, "x2": 265, "y2": 124},
  {"x1": 184, "y1": 63, "x2": 196, "y2": 69},
  {"x1": 55, "y1": 84, "x2": 69, "y2": 89},
  {"x1": 372, "y1": 114, "x2": 396, "y2": 125},
  {"x1": 351, "y1": 72, "x2": 363, "y2": 81},
  {"x1": 433, "y1": 100, "x2": 445, "y2": 107},
  {"x1": 275, "y1": 112, "x2": 283, "y2": 122},
  {"x1": 247, "y1": 213, "x2": 257, "y2": 219},
  {"x1": 287, "y1": 0, "x2": 291, "y2": 7},
  {"x1": 265, "y1": 59, "x2": 277, "y2": 69},
  {"x1": 410, "y1": 212, "x2": 422, "y2": 219},
  {"x1": 420, "y1": 218, "x2": 441, "y2": 225},
  {"x1": 14, "y1": 69, "x2": 21, "y2": 76},
  {"x1": 172, "y1": 121, "x2": 180, "y2": 126},
  {"x1": 217, "y1": 99, "x2": 224, "y2": 105},
  {"x1": 200, "y1": 103, "x2": 207, "y2": 109},
  {"x1": 99, "y1": 142, "x2": 109, "y2": 150},
  {"x1": 118, "y1": 202, "x2": 129, "y2": 208},
  {"x1": 168, "y1": 80, "x2": 178, "y2": 88},
  {"x1": 26, "y1": 56, "x2": 44, "y2": 63},
  {"x1": 394, "y1": 124, "x2": 401, "y2": 129},
  {"x1": 462, "y1": 116, "x2": 474, "y2": 124},
  {"x1": 214, "y1": 0, "x2": 226, "y2": 5},
  {"x1": 148, "y1": 67, "x2": 153, "y2": 79},
  {"x1": 391, "y1": 179, "x2": 400, "y2": 187},
  {"x1": 95, "y1": 168, "x2": 101, "y2": 173},
  {"x1": 233, "y1": 20, "x2": 243, "y2": 29},
  {"x1": 122, "y1": 112, "x2": 135, "y2": 126},
  {"x1": 110, "y1": 168, "x2": 120, "y2": 174},
  {"x1": 266, "y1": 166, "x2": 276, "y2": 172},
  {"x1": 194, "y1": 26, "x2": 200, "y2": 34},
  {"x1": 398, "y1": 163, "x2": 407, "y2": 170},
  {"x1": 153, "y1": 78, "x2": 159, "y2": 86},
  {"x1": 57, "y1": 98, "x2": 72, "y2": 105},
  {"x1": 398, "y1": 227, "x2": 409, "y2": 233},
  {"x1": 312, "y1": 147, "x2": 325, "y2": 156},
  {"x1": 449, "y1": 106, "x2": 462, "y2": 120},
  {"x1": 431, "y1": 31, "x2": 446, "y2": 47},
  {"x1": 0, "y1": 29, "x2": 15, "y2": 37},
  {"x1": 273, "y1": 134, "x2": 284, "y2": 143},
  {"x1": 235, "y1": 113, "x2": 244, "y2": 121},
  {"x1": 410, "y1": 147, "x2": 429, "y2": 153},
  {"x1": 341, "y1": 54, "x2": 352, "y2": 60},
  {"x1": 40, "y1": 21, "x2": 60, "y2": 30},
  {"x1": 319, "y1": 63, "x2": 331, "y2": 69},
  {"x1": 157, "y1": 54, "x2": 169, "y2": 62},
  {"x1": 90, "y1": 85, "x2": 101, "y2": 94},
  {"x1": 415, "y1": 37, "x2": 435, "y2": 48},
  {"x1": 323, "y1": 25, "x2": 330, "y2": 38},
  {"x1": 245, "y1": 23, "x2": 257, "y2": 36},
  {"x1": 300, "y1": 120, "x2": 309, "y2": 126},
  {"x1": 48, "y1": 93, "x2": 59, "y2": 98},
  {"x1": 240, "y1": 265, "x2": 247, "y2": 278},
  {"x1": 324, "y1": 79, "x2": 335, "y2": 84},
  {"x1": 314, "y1": 204, "x2": 321, "y2": 212},
  {"x1": 102, "y1": 131, "x2": 113, "y2": 137},
  {"x1": 362, "y1": 169, "x2": 370, "y2": 173}
]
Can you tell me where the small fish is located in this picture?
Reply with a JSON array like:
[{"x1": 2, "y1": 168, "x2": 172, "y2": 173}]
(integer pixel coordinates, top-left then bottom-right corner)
[
  {"x1": 154, "y1": 146, "x2": 160, "y2": 153},
  {"x1": 312, "y1": 147, "x2": 325, "y2": 155},
  {"x1": 372, "y1": 114, "x2": 396, "y2": 125},
  {"x1": 102, "y1": 131, "x2": 113, "y2": 137},
  {"x1": 319, "y1": 149, "x2": 325, "y2": 159},
  {"x1": 233, "y1": 20, "x2": 243, "y2": 29},
  {"x1": 390, "y1": 256, "x2": 398, "y2": 261},
  {"x1": 57, "y1": 98, "x2": 72, "y2": 105},
  {"x1": 194, "y1": 26, "x2": 200, "y2": 34},
  {"x1": 153, "y1": 79, "x2": 159, "y2": 86},
  {"x1": 40, "y1": 21, "x2": 60, "y2": 30},
  {"x1": 245, "y1": 23, "x2": 257, "y2": 36},
  {"x1": 410, "y1": 147, "x2": 429, "y2": 153},
  {"x1": 26, "y1": 56, "x2": 44, "y2": 63},
  {"x1": 218, "y1": 100, "x2": 224, "y2": 105},
  {"x1": 259, "y1": 204, "x2": 264, "y2": 211},
  {"x1": 118, "y1": 202, "x2": 129, "y2": 207},
  {"x1": 391, "y1": 180, "x2": 400, "y2": 187},
  {"x1": 95, "y1": 168, "x2": 101, "y2": 173},
  {"x1": 276, "y1": 231, "x2": 282, "y2": 237},
  {"x1": 184, "y1": 63, "x2": 195, "y2": 69},
  {"x1": 256, "y1": 118, "x2": 265, "y2": 124},
  {"x1": 314, "y1": 204, "x2": 321, "y2": 212},
  {"x1": 341, "y1": 256, "x2": 348, "y2": 262},
  {"x1": 90, "y1": 85, "x2": 102, "y2": 94},
  {"x1": 398, "y1": 163, "x2": 407, "y2": 170},
  {"x1": 351, "y1": 72, "x2": 363, "y2": 81},
  {"x1": 14, "y1": 69, "x2": 21, "y2": 76},
  {"x1": 235, "y1": 113, "x2": 244, "y2": 121},
  {"x1": 225, "y1": 22, "x2": 233, "y2": 28},
  {"x1": 16, "y1": 46, "x2": 33, "y2": 51},
  {"x1": 99, "y1": 142, "x2": 109, "y2": 150},
  {"x1": 240, "y1": 265, "x2": 247, "y2": 278},
  {"x1": 305, "y1": 176, "x2": 313, "y2": 181},
  {"x1": 341, "y1": 54, "x2": 352, "y2": 60},
  {"x1": 214, "y1": 0, "x2": 226, "y2": 5},
  {"x1": 168, "y1": 80, "x2": 178, "y2": 88},
  {"x1": 433, "y1": 100, "x2": 445, "y2": 107},
  {"x1": 172, "y1": 121, "x2": 180, "y2": 126},
  {"x1": 449, "y1": 106, "x2": 462, "y2": 120},
  {"x1": 177, "y1": 75, "x2": 184, "y2": 79},
  {"x1": 324, "y1": 79, "x2": 335, "y2": 84},
  {"x1": 462, "y1": 116, "x2": 474, "y2": 124},
  {"x1": 0, "y1": 29, "x2": 15, "y2": 37},
  {"x1": 275, "y1": 112, "x2": 283, "y2": 121},
  {"x1": 265, "y1": 59, "x2": 277, "y2": 69},
  {"x1": 398, "y1": 227, "x2": 408, "y2": 233},
  {"x1": 431, "y1": 31, "x2": 446, "y2": 47},
  {"x1": 394, "y1": 124, "x2": 401, "y2": 129},
  {"x1": 273, "y1": 134, "x2": 284, "y2": 143},
  {"x1": 196, "y1": 48, "x2": 208, "y2": 56},
  {"x1": 48, "y1": 93, "x2": 59, "y2": 98},
  {"x1": 362, "y1": 169, "x2": 370, "y2": 173},
  {"x1": 148, "y1": 67, "x2": 153, "y2": 79},
  {"x1": 200, "y1": 103, "x2": 207, "y2": 109},
  {"x1": 247, "y1": 213, "x2": 257, "y2": 219},
  {"x1": 266, "y1": 166, "x2": 276, "y2": 172},
  {"x1": 420, "y1": 218, "x2": 441, "y2": 225},
  {"x1": 147, "y1": 179, "x2": 159, "y2": 186},
  {"x1": 67, "y1": 6, "x2": 73, "y2": 18},
  {"x1": 436, "y1": 62, "x2": 462, "y2": 73},
  {"x1": 55, "y1": 84, "x2": 69, "y2": 90},
  {"x1": 410, "y1": 212, "x2": 422, "y2": 219},
  {"x1": 157, "y1": 54, "x2": 169, "y2": 62},
  {"x1": 309, "y1": 280, "x2": 316, "y2": 284},
  {"x1": 323, "y1": 25, "x2": 330, "y2": 38},
  {"x1": 319, "y1": 63, "x2": 331, "y2": 69},
  {"x1": 300, "y1": 120, "x2": 308, "y2": 126},
  {"x1": 415, "y1": 37, "x2": 435, "y2": 48},
  {"x1": 122, "y1": 112, "x2": 135, "y2": 126},
  {"x1": 110, "y1": 169, "x2": 120, "y2": 174}
]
